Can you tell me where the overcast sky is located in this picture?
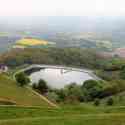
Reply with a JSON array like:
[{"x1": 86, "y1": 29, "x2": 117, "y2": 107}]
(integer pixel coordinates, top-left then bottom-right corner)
[{"x1": 0, "y1": 0, "x2": 125, "y2": 16}]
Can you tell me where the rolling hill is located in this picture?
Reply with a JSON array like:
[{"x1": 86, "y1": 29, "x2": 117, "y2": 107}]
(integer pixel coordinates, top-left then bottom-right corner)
[{"x1": 0, "y1": 73, "x2": 51, "y2": 107}]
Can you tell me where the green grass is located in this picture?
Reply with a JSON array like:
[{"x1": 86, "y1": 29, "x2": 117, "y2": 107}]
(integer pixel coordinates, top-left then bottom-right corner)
[
  {"x1": 0, "y1": 104, "x2": 102, "y2": 120},
  {"x1": 0, "y1": 70, "x2": 125, "y2": 124},
  {"x1": 0, "y1": 115, "x2": 125, "y2": 125},
  {"x1": 0, "y1": 104, "x2": 124, "y2": 120},
  {"x1": 0, "y1": 74, "x2": 50, "y2": 107},
  {"x1": 0, "y1": 105, "x2": 124, "y2": 125}
]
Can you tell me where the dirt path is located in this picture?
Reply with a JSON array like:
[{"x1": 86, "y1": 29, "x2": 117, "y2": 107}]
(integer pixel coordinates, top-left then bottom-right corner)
[{"x1": 26, "y1": 86, "x2": 59, "y2": 108}]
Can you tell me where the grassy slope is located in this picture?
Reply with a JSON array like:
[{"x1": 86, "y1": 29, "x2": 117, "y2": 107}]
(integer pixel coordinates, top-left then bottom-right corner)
[
  {"x1": 0, "y1": 115, "x2": 124, "y2": 125},
  {"x1": 0, "y1": 105, "x2": 125, "y2": 125},
  {"x1": 0, "y1": 74, "x2": 50, "y2": 107}
]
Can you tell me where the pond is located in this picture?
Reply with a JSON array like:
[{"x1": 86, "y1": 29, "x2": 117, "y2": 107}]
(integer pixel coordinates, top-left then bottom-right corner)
[{"x1": 29, "y1": 66, "x2": 96, "y2": 89}]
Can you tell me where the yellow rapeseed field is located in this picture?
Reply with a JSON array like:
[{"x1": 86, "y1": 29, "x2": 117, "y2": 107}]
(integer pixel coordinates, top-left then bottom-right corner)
[{"x1": 16, "y1": 38, "x2": 48, "y2": 46}]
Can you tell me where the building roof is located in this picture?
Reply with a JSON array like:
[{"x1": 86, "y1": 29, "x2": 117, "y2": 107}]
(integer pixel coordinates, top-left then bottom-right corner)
[{"x1": 0, "y1": 64, "x2": 7, "y2": 69}]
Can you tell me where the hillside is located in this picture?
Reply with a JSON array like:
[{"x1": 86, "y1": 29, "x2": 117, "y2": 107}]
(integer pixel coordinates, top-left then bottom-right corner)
[
  {"x1": 0, "y1": 73, "x2": 50, "y2": 107},
  {"x1": 0, "y1": 105, "x2": 124, "y2": 125},
  {"x1": 0, "y1": 48, "x2": 100, "y2": 69}
]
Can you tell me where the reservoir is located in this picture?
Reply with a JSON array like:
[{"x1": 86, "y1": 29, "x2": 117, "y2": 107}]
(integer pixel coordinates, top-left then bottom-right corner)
[{"x1": 29, "y1": 65, "x2": 97, "y2": 89}]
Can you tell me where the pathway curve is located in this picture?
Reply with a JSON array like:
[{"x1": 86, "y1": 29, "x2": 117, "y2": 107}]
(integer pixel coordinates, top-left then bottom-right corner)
[{"x1": 26, "y1": 86, "x2": 59, "y2": 108}]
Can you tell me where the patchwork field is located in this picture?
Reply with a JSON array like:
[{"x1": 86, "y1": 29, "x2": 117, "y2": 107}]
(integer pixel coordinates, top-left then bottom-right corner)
[
  {"x1": 13, "y1": 38, "x2": 56, "y2": 49},
  {"x1": 16, "y1": 38, "x2": 49, "y2": 46}
]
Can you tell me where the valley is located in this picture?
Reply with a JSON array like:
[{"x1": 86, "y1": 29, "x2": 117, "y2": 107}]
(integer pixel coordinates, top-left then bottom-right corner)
[{"x1": 0, "y1": 16, "x2": 125, "y2": 125}]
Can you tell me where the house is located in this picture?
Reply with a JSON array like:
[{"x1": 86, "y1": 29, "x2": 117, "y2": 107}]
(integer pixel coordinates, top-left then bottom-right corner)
[
  {"x1": 113, "y1": 48, "x2": 125, "y2": 58},
  {"x1": 0, "y1": 64, "x2": 8, "y2": 73}
]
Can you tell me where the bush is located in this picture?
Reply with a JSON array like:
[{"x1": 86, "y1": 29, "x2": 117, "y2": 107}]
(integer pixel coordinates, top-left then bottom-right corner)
[
  {"x1": 32, "y1": 83, "x2": 37, "y2": 89},
  {"x1": 15, "y1": 72, "x2": 30, "y2": 86},
  {"x1": 46, "y1": 92, "x2": 59, "y2": 103},
  {"x1": 82, "y1": 80, "x2": 103, "y2": 100},
  {"x1": 55, "y1": 83, "x2": 85, "y2": 103},
  {"x1": 55, "y1": 89, "x2": 66, "y2": 102},
  {"x1": 33, "y1": 79, "x2": 48, "y2": 94},
  {"x1": 106, "y1": 97, "x2": 114, "y2": 106},
  {"x1": 64, "y1": 83, "x2": 84, "y2": 103},
  {"x1": 94, "y1": 98, "x2": 100, "y2": 106},
  {"x1": 120, "y1": 65, "x2": 125, "y2": 79}
]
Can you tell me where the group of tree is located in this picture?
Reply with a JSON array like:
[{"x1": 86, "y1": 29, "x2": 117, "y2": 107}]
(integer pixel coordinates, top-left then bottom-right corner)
[
  {"x1": 45, "y1": 79, "x2": 125, "y2": 104},
  {"x1": 0, "y1": 48, "x2": 102, "y2": 69},
  {"x1": 94, "y1": 97, "x2": 114, "y2": 106},
  {"x1": 15, "y1": 72, "x2": 124, "y2": 106}
]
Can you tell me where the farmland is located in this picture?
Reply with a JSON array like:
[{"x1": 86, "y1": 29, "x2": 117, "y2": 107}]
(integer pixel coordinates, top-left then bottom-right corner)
[
  {"x1": 16, "y1": 38, "x2": 49, "y2": 46},
  {"x1": 13, "y1": 38, "x2": 56, "y2": 49}
]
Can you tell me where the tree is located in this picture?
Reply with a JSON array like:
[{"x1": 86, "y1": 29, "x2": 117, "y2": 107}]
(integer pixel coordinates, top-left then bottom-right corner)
[
  {"x1": 46, "y1": 91, "x2": 59, "y2": 103},
  {"x1": 106, "y1": 97, "x2": 114, "y2": 106},
  {"x1": 64, "y1": 83, "x2": 84, "y2": 103},
  {"x1": 32, "y1": 83, "x2": 37, "y2": 89},
  {"x1": 120, "y1": 65, "x2": 125, "y2": 79},
  {"x1": 15, "y1": 72, "x2": 30, "y2": 86},
  {"x1": 94, "y1": 98, "x2": 100, "y2": 106},
  {"x1": 82, "y1": 80, "x2": 103, "y2": 101},
  {"x1": 55, "y1": 89, "x2": 67, "y2": 102},
  {"x1": 36, "y1": 79, "x2": 48, "y2": 94}
]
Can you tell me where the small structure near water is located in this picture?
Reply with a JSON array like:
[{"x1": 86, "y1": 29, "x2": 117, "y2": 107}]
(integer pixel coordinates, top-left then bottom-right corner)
[{"x1": 0, "y1": 64, "x2": 8, "y2": 73}]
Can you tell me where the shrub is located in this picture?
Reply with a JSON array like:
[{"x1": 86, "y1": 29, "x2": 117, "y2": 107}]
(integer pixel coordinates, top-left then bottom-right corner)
[
  {"x1": 32, "y1": 83, "x2": 37, "y2": 89},
  {"x1": 15, "y1": 72, "x2": 30, "y2": 86},
  {"x1": 94, "y1": 98, "x2": 100, "y2": 106},
  {"x1": 55, "y1": 89, "x2": 67, "y2": 102},
  {"x1": 35, "y1": 79, "x2": 48, "y2": 94},
  {"x1": 120, "y1": 65, "x2": 125, "y2": 79},
  {"x1": 82, "y1": 80, "x2": 103, "y2": 100},
  {"x1": 106, "y1": 97, "x2": 114, "y2": 106},
  {"x1": 64, "y1": 83, "x2": 84, "y2": 103},
  {"x1": 46, "y1": 92, "x2": 59, "y2": 103}
]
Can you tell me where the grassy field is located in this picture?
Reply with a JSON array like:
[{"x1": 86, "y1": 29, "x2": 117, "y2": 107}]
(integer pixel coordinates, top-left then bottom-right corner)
[
  {"x1": 16, "y1": 38, "x2": 49, "y2": 46},
  {"x1": 1, "y1": 67, "x2": 125, "y2": 124},
  {"x1": 13, "y1": 38, "x2": 56, "y2": 49},
  {"x1": 0, "y1": 73, "x2": 125, "y2": 124},
  {"x1": 0, "y1": 115, "x2": 124, "y2": 125},
  {"x1": 0, "y1": 74, "x2": 50, "y2": 107},
  {"x1": 0, "y1": 105, "x2": 124, "y2": 125}
]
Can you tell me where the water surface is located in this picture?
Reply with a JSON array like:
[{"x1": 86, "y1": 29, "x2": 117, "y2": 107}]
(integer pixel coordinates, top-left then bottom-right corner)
[{"x1": 30, "y1": 68, "x2": 94, "y2": 88}]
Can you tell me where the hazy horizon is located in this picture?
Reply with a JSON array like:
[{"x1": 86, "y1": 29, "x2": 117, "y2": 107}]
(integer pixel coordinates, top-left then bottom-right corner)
[{"x1": 0, "y1": 16, "x2": 125, "y2": 33}]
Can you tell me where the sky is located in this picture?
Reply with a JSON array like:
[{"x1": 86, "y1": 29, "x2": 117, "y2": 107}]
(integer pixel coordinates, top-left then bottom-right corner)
[{"x1": 0, "y1": 0, "x2": 125, "y2": 16}]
